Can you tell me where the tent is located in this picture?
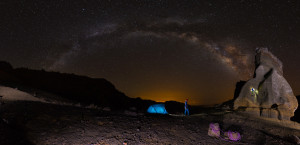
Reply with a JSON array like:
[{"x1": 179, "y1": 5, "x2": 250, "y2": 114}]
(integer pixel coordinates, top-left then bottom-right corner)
[{"x1": 147, "y1": 104, "x2": 168, "y2": 114}]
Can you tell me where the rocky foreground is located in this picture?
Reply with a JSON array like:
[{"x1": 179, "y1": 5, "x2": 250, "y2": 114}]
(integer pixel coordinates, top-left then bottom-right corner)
[{"x1": 1, "y1": 101, "x2": 299, "y2": 145}]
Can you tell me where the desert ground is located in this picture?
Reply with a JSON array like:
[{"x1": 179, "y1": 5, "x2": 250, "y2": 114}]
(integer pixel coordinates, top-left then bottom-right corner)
[
  {"x1": 1, "y1": 99, "x2": 299, "y2": 145},
  {"x1": 0, "y1": 86, "x2": 299, "y2": 145}
]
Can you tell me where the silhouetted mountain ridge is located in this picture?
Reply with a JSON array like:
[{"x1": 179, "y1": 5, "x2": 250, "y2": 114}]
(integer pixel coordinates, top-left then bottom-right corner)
[
  {"x1": 0, "y1": 61, "x2": 209, "y2": 113},
  {"x1": 0, "y1": 61, "x2": 156, "y2": 111}
]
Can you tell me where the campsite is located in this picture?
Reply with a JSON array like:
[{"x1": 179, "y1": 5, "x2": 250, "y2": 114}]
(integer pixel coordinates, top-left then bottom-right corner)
[
  {"x1": 0, "y1": 82, "x2": 299, "y2": 144},
  {"x1": 1, "y1": 0, "x2": 300, "y2": 144},
  {"x1": 0, "y1": 48, "x2": 300, "y2": 144},
  {"x1": 1, "y1": 98, "x2": 299, "y2": 145}
]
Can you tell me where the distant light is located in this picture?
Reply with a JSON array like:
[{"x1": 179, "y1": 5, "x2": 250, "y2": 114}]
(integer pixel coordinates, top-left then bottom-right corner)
[
  {"x1": 250, "y1": 87, "x2": 258, "y2": 102},
  {"x1": 250, "y1": 87, "x2": 257, "y2": 94}
]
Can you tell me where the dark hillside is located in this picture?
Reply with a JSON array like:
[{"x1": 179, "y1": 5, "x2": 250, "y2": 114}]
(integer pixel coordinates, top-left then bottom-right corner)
[{"x1": 0, "y1": 61, "x2": 138, "y2": 110}]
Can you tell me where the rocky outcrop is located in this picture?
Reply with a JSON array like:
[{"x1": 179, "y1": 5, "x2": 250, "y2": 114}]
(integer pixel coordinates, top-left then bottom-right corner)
[
  {"x1": 208, "y1": 123, "x2": 220, "y2": 137},
  {"x1": 234, "y1": 81, "x2": 246, "y2": 100},
  {"x1": 291, "y1": 95, "x2": 300, "y2": 122},
  {"x1": 234, "y1": 48, "x2": 298, "y2": 120}
]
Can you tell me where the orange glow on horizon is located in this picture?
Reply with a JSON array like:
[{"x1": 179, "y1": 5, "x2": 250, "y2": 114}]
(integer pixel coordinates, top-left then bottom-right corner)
[{"x1": 132, "y1": 88, "x2": 235, "y2": 106}]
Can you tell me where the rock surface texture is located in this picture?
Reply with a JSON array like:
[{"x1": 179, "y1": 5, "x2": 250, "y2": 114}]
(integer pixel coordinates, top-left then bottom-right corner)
[{"x1": 234, "y1": 48, "x2": 298, "y2": 120}]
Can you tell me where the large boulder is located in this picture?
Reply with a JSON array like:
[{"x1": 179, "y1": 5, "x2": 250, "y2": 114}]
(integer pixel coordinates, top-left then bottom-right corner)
[
  {"x1": 234, "y1": 48, "x2": 298, "y2": 120},
  {"x1": 291, "y1": 96, "x2": 300, "y2": 122}
]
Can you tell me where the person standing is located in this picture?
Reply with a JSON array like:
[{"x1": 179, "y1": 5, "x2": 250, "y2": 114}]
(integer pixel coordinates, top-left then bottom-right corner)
[{"x1": 184, "y1": 99, "x2": 189, "y2": 116}]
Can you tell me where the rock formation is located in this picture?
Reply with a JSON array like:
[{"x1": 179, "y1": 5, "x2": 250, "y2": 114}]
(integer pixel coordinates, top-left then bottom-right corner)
[
  {"x1": 208, "y1": 123, "x2": 220, "y2": 137},
  {"x1": 234, "y1": 48, "x2": 298, "y2": 120},
  {"x1": 291, "y1": 95, "x2": 300, "y2": 122}
]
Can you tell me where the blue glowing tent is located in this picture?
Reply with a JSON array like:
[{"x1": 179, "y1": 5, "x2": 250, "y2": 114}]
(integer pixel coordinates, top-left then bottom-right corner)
[{"x1": 147, "y1": 104, "x2": 168, "y2": 114}]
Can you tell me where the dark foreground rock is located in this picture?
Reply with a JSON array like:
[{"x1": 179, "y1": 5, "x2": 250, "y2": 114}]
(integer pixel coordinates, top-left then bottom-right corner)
[{"x1": 0, "y1": 118, "x2": 33, "y2": 145}]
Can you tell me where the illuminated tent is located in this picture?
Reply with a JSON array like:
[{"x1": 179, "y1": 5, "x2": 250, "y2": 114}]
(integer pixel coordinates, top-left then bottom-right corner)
[{"x1": 147, "y1": 104, "x2": 168, "y2": 114}]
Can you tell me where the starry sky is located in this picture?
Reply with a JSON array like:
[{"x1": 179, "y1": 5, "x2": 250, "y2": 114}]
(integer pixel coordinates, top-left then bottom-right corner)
[{"x1": 1, "y1": 0, "x2": 299, "y2": 105}]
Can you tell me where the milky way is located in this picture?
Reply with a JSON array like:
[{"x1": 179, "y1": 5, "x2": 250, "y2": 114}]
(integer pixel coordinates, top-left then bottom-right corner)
[{"x1": 0, "y1": 0, "x2": 299, "y2": 105}]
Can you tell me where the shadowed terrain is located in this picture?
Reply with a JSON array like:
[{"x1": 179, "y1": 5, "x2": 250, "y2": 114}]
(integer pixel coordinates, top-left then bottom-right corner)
[
  {"x1": 1, "y1": 101, "x2": 299, "y2": 145},
  {"x1": 0, "y1": 61, "x2": 299, "y2": 144}
]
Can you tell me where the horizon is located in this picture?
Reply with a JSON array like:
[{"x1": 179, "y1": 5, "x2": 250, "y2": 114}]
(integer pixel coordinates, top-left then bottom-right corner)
[
  {"x1": 1, "y1": 1, "x2": 299, "y2": 105},
  {"x1": 2, "y1": 61, "x2": 299, "y2": 106}
]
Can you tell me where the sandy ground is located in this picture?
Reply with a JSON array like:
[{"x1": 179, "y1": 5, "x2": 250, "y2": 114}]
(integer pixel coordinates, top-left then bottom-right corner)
[
  {"x1": 0, "y1": 86, "x2": 44, "y2": 102},
  {"x1": 0, "y1": 86, "x2": 299, "y2": 144},
  {"x1": 1, "y1": 100, "x2": 299, "y2": 145}
]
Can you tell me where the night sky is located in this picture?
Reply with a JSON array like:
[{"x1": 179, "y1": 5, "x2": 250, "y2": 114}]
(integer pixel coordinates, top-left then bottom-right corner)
[{"x1": 1, "y1": 0, "x2": 299, "y2": 105}]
